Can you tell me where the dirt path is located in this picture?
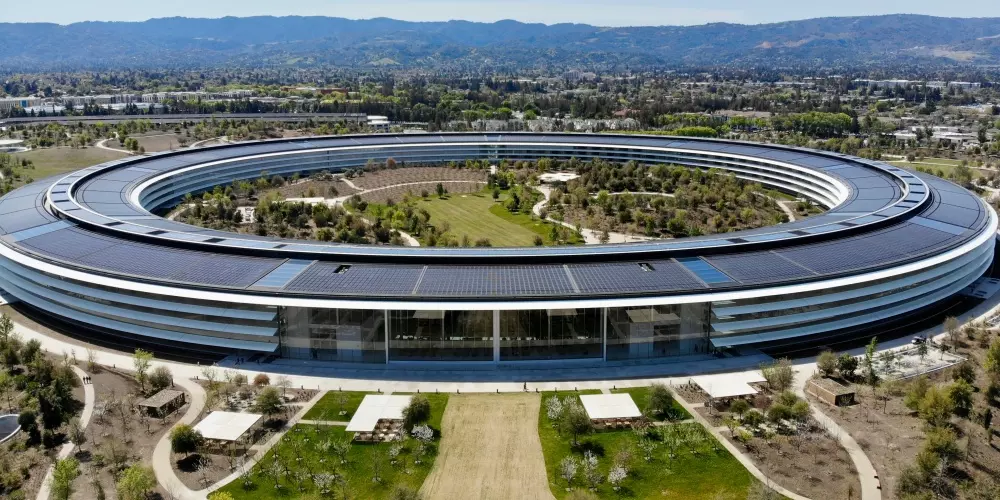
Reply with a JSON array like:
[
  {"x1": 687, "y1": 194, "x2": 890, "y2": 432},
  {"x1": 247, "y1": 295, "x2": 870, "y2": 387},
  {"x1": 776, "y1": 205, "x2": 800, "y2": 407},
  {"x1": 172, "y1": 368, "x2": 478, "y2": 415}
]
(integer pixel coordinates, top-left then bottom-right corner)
[{"x1": 420, "y1": 393, "x2": 555, "y2": 500}]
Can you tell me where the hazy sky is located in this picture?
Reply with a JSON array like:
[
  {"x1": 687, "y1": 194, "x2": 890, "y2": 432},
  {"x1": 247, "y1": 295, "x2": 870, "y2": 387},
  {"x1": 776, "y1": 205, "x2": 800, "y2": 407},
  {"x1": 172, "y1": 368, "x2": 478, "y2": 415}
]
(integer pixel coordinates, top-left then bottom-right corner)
[{"x1": 2, "y1": 0, "x2": 999, "y2": 26}]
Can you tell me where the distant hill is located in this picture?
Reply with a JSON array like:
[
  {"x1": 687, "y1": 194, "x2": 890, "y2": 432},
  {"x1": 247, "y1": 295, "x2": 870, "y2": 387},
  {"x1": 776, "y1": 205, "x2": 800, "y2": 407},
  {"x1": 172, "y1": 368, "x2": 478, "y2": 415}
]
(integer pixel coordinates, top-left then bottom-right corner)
[{"x1": 2, "y1": 15, "x2": 1000, "y2": 70}]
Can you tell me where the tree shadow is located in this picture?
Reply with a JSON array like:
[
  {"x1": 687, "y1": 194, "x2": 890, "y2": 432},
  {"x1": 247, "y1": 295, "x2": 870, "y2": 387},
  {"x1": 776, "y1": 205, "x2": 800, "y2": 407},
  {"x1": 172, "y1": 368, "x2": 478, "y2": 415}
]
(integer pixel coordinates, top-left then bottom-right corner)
[
  {"x1": 571, "y1": 439, "x2": 606, "y2": 456},
  {"x1": 176, "y1": 453, "x2": 209, "y2": 473}
]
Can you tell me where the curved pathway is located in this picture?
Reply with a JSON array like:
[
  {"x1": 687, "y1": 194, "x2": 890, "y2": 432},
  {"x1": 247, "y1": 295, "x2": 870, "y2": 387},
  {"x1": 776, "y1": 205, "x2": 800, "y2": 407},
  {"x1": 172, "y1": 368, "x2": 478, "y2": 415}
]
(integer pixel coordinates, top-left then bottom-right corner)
[
  {"x1": 672, "y1": 389, "x2": 810, "y2": 500},
  {"x1": 95, "y1": 137, "x2": 133, "y2": 155},
  {"x1": 792, "y1": 370, "x2": 880, "y2": 500},
  {"x1": 533, "y1": 185, "x2": 657, "y2": 244},
  {"x1": 188, "y1": 136, "x2": 228, "y2": 149},
  {"x1": 35, "y1": 366, "x2": 95, "y2": 500},
  {"x1": 151, "y1": 376, "x2": 206, "y2": 500}
]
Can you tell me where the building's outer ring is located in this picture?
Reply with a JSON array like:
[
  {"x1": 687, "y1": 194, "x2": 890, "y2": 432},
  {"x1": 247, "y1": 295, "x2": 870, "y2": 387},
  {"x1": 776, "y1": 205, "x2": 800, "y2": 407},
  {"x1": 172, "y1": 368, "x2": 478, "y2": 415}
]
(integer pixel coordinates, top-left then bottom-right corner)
[{"x1": 0, "y1": 133, "x2": 994, "y2": 367}]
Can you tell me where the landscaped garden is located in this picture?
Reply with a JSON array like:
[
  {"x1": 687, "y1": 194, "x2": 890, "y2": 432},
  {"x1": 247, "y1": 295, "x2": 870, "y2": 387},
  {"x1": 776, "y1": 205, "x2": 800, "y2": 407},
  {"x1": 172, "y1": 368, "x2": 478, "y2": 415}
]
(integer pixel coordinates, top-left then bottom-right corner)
[
  {"x1": 218, "y1": 393, "x2": 449, "y2": 499},
  {"x1": 538, "y1": 387, "x2": 756, "y2": 499}
]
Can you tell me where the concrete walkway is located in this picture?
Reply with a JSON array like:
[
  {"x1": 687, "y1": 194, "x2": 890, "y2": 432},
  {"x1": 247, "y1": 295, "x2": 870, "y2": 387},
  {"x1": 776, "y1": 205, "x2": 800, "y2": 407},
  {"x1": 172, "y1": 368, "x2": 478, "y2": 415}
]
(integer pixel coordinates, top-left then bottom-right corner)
[
  {"x1": 35, "y1": 366, "x2": 95, "y2": 500},
  {"x1": 672, "y1": 385, "x2": 810, "y2": 500},
  {"x1": 532, "y1": 185, "x2": 657, "y2": 244},
  {"x1": 152, "y1": 376, "x2": 206, "y2": 500},
  {"x1": 95, "y1": 137, "x2": 133, "y2": 155},
  {"x1": 792, "y1": 369, "x2": 880, "y2": 500}
]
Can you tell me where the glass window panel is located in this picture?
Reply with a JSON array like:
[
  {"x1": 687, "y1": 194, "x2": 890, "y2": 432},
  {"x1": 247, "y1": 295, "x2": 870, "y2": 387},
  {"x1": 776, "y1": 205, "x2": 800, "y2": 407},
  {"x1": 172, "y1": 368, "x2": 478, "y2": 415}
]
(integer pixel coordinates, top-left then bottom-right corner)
[
  {"x1": 499, "y1": 308, "x2": 602, "y2": 360},
  {"x1": 280, "y1": 307, "x2": 385, "y2": 363},
  {"x1": 388, "y1": 310, "x2": 493, "y2": 362}
]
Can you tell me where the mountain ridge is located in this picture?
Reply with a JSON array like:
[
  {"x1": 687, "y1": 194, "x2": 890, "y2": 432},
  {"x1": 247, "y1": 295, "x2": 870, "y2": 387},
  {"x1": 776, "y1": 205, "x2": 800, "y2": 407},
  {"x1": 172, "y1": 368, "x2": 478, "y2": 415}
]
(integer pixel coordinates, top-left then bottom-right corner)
[{"x1": 2, "y1": 14, "x2": 1000, "y2": 71}]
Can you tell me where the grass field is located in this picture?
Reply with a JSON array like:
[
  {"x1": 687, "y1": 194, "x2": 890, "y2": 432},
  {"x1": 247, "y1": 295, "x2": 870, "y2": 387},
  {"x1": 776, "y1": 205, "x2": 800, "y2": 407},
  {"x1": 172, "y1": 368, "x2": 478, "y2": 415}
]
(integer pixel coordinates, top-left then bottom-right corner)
[
  {"x1": 888, "y1": 159, "x2": 983, "y2": 179},
  {"x1": 610, "y1": 386, "x2": 691, "y2": 421},
  {"x1": 538, "y1": 390, "x2": 755, "y2": 499},
  {"x1": 110, "y1": 133, "x2": 185, "y2": 152},
  {"x1": 14, "y1": 147, "x2": 129, "y2": 179},
  {"x1": 411, "y1": 190, "x2": 583, "y2": 246},
  {"x1": 302, "y1": 390, "x2": 371, "y2": 420},
  {"x1": 220, "y1": 393, "x2": 450, "y2": 500}
]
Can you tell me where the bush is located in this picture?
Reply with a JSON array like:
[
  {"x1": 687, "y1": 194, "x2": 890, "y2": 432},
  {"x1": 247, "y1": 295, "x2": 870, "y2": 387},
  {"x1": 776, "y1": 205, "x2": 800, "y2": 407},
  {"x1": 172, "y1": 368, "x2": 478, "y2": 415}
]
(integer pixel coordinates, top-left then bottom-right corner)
[
  {"x1": 918, "y1": 386, "x2": 954, "y2": 427},
  {"x1": 947, "y1": 379, "x2": 974, "y2": 418},
  {"x1": 923, "y1": 427, "x2": 963, "y2": 462},
  {"x1": 729, "y1": 399, "x2": 751, "y2": 419},
  {"x1": 905, "y1": 376, "x2": 930, "y2": 411},
  {"x1": 389, "y1": 485, "x2": 422, "y2": 500},
  {"x1": 404, "y1": 394, "x2": 431, "y2": 428},
  {"x1": 817, "y1": 351, "x2": 838, "y2": 377},
  {"x1": 116, "y1": 464, "x2": 155, "y2": 500},
  {"x1": 742, "y1": 409, "x2": 766, "y2": 428},
  {"x1": 760, "y1": 358, "x2": 794, "y2": 392},
  {"x1": 253, "y1": 373, "x2": 270, "y2": 386},
  {"x1": 837, "y1": 354, "x2": 859, "y2": 379},
  {"x1": 149, "y1": 366, "x2": 172, "y2": 392},
  {"x1": 767, "y1": 403, "x2": 792, "y2": 423},
  {"x1": 952, "y1": 361, "x2": 976, "y2": 385}
]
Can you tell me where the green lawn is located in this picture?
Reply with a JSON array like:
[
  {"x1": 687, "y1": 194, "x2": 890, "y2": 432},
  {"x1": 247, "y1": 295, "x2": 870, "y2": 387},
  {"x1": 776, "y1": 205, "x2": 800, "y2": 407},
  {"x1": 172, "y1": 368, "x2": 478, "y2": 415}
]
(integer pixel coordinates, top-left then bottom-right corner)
[
  {"x1": 13, "y1": 147, "x2": 129, "y2": 180},
  {"x1": 539, "y1": 391, "x2": 754, "y2": 499},
  {"x1": 888, "y1": 160, "x2": 982, "y2": 179},
  {"x1": 220, "y1": 393, "x2": 450, "y2": 500},
  {"x1": 302, "y1": 391, "x2": 371, "y2": 421},
  {"x1": 414, "y1": 189, "x2": 582, "y2": 246},
  {"x1": 610, "y1": 386, "x2": 691, "y2": 421},
  {"x1": 395, "y1": 392, "x2": 450, "y2": 431}
]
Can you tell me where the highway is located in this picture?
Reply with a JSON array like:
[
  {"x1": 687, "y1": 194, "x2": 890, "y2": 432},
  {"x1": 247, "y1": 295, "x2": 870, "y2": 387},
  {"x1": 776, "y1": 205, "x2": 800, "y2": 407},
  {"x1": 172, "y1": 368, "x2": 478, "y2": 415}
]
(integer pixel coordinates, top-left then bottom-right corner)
[{"x1": 0, "y1": 112, "x2": 368, "y2": 126}]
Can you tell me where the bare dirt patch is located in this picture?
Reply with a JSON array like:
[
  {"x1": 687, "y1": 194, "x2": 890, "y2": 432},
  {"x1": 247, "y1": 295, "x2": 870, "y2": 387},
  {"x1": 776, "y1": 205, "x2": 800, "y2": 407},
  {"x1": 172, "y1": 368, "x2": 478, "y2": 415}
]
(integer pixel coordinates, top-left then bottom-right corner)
[{"x1": 420, "y1": 393, "x2": 554, "y2": 500}]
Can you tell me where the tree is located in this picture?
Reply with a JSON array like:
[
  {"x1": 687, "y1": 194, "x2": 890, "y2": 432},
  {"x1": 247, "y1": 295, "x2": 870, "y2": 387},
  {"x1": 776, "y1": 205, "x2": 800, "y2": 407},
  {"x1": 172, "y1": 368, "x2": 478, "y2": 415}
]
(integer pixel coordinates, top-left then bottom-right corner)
[
  {"x1": 919, "y1": 386, "x2": 954, "y2": 427},
  {"x1": 948, "y1": 379, "x2": 974, "y2": 418},
  {"x1": 944, "y1": 316, "x2": 960, "y2": 348},
  {"x1": 170, "y1": 424, "x2": 204, "y2": 458},
  {"x1": 905, "y1": 376, "x2": 931, "y2": 411},
  {"x1": 116, "y1": 464, "x2": 156, "y2": 500},
  {"x1": 816, "y1": 351, "x2": 837, "y2": 377},
  {"x1": 253, "y1": 386, "x2": 284, "y2": 419},
  {"x1": 761, "y1": 358, "x2": 794, "y2": 392},
  {"x1": 149, "y1": 365, "x2": 172, "y2": 392},
  {"x1": 644, "y1": 383, "x2": 679, "y2": 420},
  {"x1": 132, "y1": 349, "x2": 153, "y2": 393},
  {"x1": 51, "y1": 457, "x2": 80, "y2": 500},
  {"x1": 559, "y1": 400, "x2": 594, "y2": 446},
  {"x1": 68, "y1": 418, "x2": 86, "y2": 450},
  {"x1": 924, "y1": 426, "x2": 963, "y2": 463},
  {"x1": 917, "y1": 339, "x2": 929, "y2": 362},
  {"x1": 730, "y1": 399, "x2": 751, "y2": 421},
  {"x1": 0, "y1": 313, "x2": 13, "y2": 344},
  {"x1": 403, "y1": 394, "x2": 432, "y2": 428},
  {"x1": 986, "y1": 338, "x2": 1000, "y2": 382},
  {"x1": 984, "y1": 408, "x2": 994, "y2": 443},
  {"x1": 253, "y1": 373, "x2": 270, "y2": 387},
  {"x1": 18, "y1": 410, "x2": 40, "y2": 444},
  {"x1": 559, "y1": 456, "x2": 578, "y2": 485},
  {"x1": 436, "y1": 183, "x2": 445, "y2": 198}
]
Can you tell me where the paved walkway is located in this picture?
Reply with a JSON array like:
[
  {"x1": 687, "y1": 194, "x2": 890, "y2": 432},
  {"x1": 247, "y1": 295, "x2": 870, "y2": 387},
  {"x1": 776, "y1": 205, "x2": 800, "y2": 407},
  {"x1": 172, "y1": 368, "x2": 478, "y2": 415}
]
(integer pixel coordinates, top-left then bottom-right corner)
[
  {"x1": 95, "y1": 137, "x2": 133, "y2": 154},
  {"x1": 792, "y1": 370, "x2": 880, "y2": 500},
  {"x1": 35, "y1": 366, "x2": 95, "y2": 500},
  {"x1": 532, "y1": 185, "x2": 657, "y2": 244},
  {"x1": 672, "y1": 385, "x2": 810, "y2": 500},
  {"x1": 152, "y1": 376, "x2": 206, "y2": 500}
]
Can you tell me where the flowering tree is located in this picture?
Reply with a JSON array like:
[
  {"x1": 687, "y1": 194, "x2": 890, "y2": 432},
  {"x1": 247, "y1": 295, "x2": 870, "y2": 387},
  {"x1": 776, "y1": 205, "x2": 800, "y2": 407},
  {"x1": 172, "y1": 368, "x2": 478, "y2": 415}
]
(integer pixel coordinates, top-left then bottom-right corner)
[
  {"x1": 545, "y1": 396, "x2": 564, "y2": 422},
  {"x1": 608, "y1": 466, "x2": 628, "y2": 491},
  {"x1": 583, "y1": 451, "x2": 601, "y2": 489},
  {"x1": 559, "y1": 456, "x2": 578, "y2": 486}
]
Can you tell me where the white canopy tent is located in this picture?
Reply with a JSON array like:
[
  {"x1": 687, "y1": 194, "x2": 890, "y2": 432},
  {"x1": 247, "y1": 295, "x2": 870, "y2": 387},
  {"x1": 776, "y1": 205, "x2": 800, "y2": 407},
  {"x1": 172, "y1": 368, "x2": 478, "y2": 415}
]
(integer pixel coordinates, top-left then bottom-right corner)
[
  {"x1": 579, "y1": 394, "x2": 642, "y2": 420},
  {"x1": 691, "y1": 371, "x2": 767, "y2": 399},
  {"x1": 346, "y1": 395, "x2": 413, "y2": 432},
  {"x1": 193, "y1": 411, "x2": 263, "y2": 442}
]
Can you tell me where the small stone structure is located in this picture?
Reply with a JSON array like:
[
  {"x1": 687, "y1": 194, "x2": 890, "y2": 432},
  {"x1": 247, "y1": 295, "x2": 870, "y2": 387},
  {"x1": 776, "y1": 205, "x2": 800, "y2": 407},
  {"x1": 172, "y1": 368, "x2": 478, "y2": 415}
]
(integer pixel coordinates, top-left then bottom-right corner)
[
  {"x1": 806, "y1": 378, "x2": 856, "y2": 407},
  {"x1": 138, "y1": 389, "x2": 186, "y2": 418}
]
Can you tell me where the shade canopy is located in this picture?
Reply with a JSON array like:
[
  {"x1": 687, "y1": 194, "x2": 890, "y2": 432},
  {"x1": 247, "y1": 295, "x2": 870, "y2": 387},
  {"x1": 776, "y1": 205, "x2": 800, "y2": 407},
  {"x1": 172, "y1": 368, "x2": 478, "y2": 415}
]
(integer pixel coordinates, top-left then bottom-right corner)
[
  {"x1": 193, "y1": 411, "x2": 263, "y2": 442},
  {"x1": 579, "y1": 394, "x2": 642, "y2": 420},
  {"x1": 691, "y1": 371, "x2": 766, "y2": 399},
  {"x1": 346, "y1": 395, "x2": 413, "y2": 432}
]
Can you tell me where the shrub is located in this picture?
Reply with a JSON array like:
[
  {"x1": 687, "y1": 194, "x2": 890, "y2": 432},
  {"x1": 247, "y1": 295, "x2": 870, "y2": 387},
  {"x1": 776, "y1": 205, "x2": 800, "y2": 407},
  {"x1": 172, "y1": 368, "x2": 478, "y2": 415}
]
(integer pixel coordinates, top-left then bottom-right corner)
[
  {"x1": 918, "y1": 386, "x2": 954, "y2": 427},
  {"x1": 389, "y1": 485, "x2": 422, "y2": 500},
  {"x1": 404, "y1": 394, "x2": 431, "y2": 428},
  {"x1": 253, "y1": 373, "x2": 270, "y2": 386},
  {"x1": 742, "y1": 409, "x2": 766, "y2": 428},
  {"x1": 817, "y1": 351, "x2": 838, "y2": 377},
  {"x1": 767, "y1": 403, "x2": 792, "y2": 423},
  {"x1": 116, "y1": 464, "x2": 155, "y2": 500},
  {"x1": 923, "y1": 427, "x2": 963, "y2": 462},
  {"x1": 760, "y1": 358, "x2": 794, "y2": 392},
  {"x1": 837, "y1": 354, "x2": 859, "y2": 379},
  {"x1": 149, "y1": 366, "x2": 172, "y2": 393},
  {"x1": 729, "y1": 399, "x2": 751, "y2": 419},
  {"x1": 904, "y1": 376, "x2": 930, "y2": 411},
  {"x1": 952, "y1": 361, "x2": 976, "y2": 385},
  {"x1": 947, "y1": 379, "x2": 974, "y2": 418}
]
